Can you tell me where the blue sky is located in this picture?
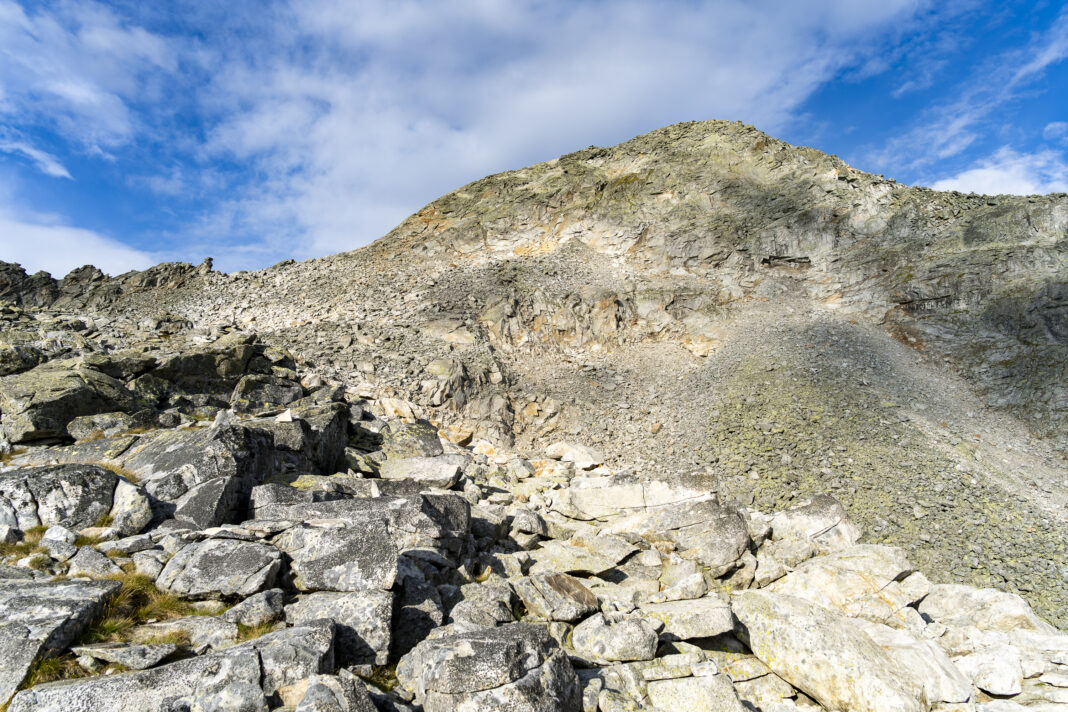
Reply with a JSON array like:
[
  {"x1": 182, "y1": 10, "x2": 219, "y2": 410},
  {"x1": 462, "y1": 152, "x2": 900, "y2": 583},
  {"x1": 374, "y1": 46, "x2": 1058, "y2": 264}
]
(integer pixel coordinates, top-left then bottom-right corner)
[{"x1": 1, "y1": 0, "x2": 1066, "y2": 277}]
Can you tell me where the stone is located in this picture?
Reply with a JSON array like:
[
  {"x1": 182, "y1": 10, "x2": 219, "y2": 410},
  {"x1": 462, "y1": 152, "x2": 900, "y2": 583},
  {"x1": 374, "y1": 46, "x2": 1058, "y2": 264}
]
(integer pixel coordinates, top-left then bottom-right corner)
[
  {"x1": 393, "y1": 580, "x2": 445, "y2": 658},
  {"x1": 513, "y1": 573, "x2": 599, "y2": 622},
  {"x1": 0, "y1": 464, "x2": 121, "y2": 532},
  {"x1": 0, "y1": 361, "x2": 140, "y2": 442},
  {"x1": 551, "y1": 473, "x2": 711, "y2": 520},
  {"x1": 229, "y1": 373, "x2": 303, "y2": 413},
  {"x1": 8, "y1": 648, "x2": 266, "y2": 712},
  {"x1": 157, "y1": 539, "x2": 282, "y2": 598},
  {"x1": 640, "y1": 595, "x2": 734, "y2": 640},
  {"x1": 545, "y1": 442, "x2": 603, "y2": 470},
  {"x1": 378, "y1": 456, "x2": 463, "y2": 489},
  {"x1": 66, "y1": 411, "x2": 136, "y2": 440},
  {"x1": 528, "y1": 539, "x2": 626, "y2": 576},
  {"x1": 396, "y1": 623, "x2": 581, "y2": 712},
  {"x1": 918, "y1": 584, "x2": 1057, "y2": 633},
  {"x1": 285, "y1": 590, "x2": 393, "y2": 665},
  {"x1": 222, "y1": 588, "x2": 285, "y2": 627},
  {"x1": 296, "y1": 671, "x2": 377, "y2": 712},
  {"x1": 606, "y1": 499, "x2": 751, "y2": 576},
  {"x1": 645, "y1": 673, "x2": 746, "y2": 712},
  {"x1": 0, "y1": 578, "x2": 120, "y2": 706},
  {"x1": 70, "y1": 642, "x2": 178, "y2": 670},
  {"x1": 109, "y1": 478, "x2": 153, "y2": 536},
  {"x1": 274, "y1": 519, "x2": 398, "y2": 592},
  {"x1": 732, "y1": 590, "x2": 925, "y2": 712},
  {"x1": 571, "y1": 613, "x2": 659, "y2": 662},
  {"x1": 130, "y1": 616, "x2": 239, "y2": 651},
  {"x1": 381, "y1": 419, "x2": 444, "y2": 459},
  {"x1": 132, "y1": 549, "x2": 170, "y2": 578},
  {"x1": 954, "y1": 645, "x2": 1023, "y2": 696},
  {"x1": 447, "y1": 580, "x2": 518, "y2": 629},
  {"x1": 853, "y1": 618, "x2": 973, "y2": 704},
  {"x1": 67, "y1": 546, "x2": 122, "y2": 577},
  {"x1": 768, "y1": 494, "x2": 862, "y2": 552}
]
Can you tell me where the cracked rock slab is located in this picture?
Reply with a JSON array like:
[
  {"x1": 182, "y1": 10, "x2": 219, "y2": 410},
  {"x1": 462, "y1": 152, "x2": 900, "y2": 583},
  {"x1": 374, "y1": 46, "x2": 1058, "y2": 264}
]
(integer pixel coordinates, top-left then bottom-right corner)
[{"x1": 156, "y1": 538, "x2": 282, "y2": 599}]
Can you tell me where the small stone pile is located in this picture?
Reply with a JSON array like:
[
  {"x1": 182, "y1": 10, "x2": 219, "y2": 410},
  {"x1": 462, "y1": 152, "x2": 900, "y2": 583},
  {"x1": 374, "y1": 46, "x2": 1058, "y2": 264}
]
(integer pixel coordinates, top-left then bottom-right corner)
[{"x1": 1, "y1": 322, "x2": 1066, "y2": 712}]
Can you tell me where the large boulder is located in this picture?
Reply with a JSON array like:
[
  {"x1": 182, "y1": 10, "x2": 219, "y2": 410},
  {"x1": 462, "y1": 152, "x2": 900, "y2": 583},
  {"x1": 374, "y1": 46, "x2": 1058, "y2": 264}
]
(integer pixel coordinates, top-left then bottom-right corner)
[
  {"x1": 285, "y1": 591, "x2": 393, "y2": 665},
  {"x1": 570, "y1": 613, "x2": 659, "y2": 662},
  {"x1": 732, "y1": 590, "x2": 926, "y2": 712},
  {"x1": 296, "y1": 671, "x2": 377, "y2": 712},
  {"x1": 0, "y1": 578, "x2": 121, "y2": 706},
  {"x1": 549, "y1": 472, "x2": 711, "y2": 520},
  {"x1": 603, "y1": 498, "x2": 750, "y2": 575},
  {"x1": 768, "y1": 495, "x2": 862, "y2": 552},
  {"x1": 381, "y1": 419, "x2": 444, "y2": 459},
  {"x1": 0, "y1": 464, "x2": 149, "y2": 535},
  {"x1": 512, "y1": 573, "x2": 599, "y2": 623},
  {"x1": 273, "y1": 519, "x2": 398, "y2": 593},
  {"x1": 917, "y1": 583, "x2": 1057, "y2": 633},
  {"x1": 7, "y1": 620, "x2": 335, "y2": 712},
  {"x1": 396, "y1": 623, "x2": 581, "y2": 712},
  {"x1": 119, "y1": 419, "x2": 277, "y2": 527},
  {"x1": 378, "y1": 456, "x2": 464, "y2": 489},
  {"x1": 230, "y1": 374, "x2": 304, "y2": 414},
  {"x1": 640, "y1": 595, "x2": 734, "y2": 640},
  {"x1": 0, "y1": 360, "x2": 140, "y2": 442},
  {"x1": 157, "y1": 538, "x2": 283, "y2": 599}
]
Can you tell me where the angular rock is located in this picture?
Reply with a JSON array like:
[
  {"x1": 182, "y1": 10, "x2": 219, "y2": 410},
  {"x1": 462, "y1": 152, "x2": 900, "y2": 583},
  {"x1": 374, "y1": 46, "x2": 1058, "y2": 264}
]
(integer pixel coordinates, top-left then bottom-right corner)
[
  {"x1": 571, "y1": 613, "x2": 659, "y2": 662},
  {"x1": 732, "y1": 590, "x2": 925, "y2": 712},
  {"x1": 955, "y1": 645, "x2": 1023, "y2": 697},
  {"x1": 545, "y1": 442, "x2": 603, "y2": 470},
  {"x1": 528, "y1": 539, "x2": 627, "y2": 576},
  {"x1": 0, "y1": 578, "x2": 120, "y2": 706},
  {"x1": 513, "y1": 573, "x2": 599, "y2": 622},
  {"x1": 381, "y1": 419, "x2": 444, "y2": 459},
  {"x1": 296, "y1": 671, "x2": 377, "y2": 712},
  {"x1": 230, "y1": 373, "x2": 303, "y2": 414},
  {"x1": 67, "y1": 546, "x2": 122, "y2": 577},
  {"x1": 274, "y1": 519, "x2": 398, "y2": 592},
  {"x1": 551, "y1": 473, "x2": 712, "y2": 520},
  {"x1": 852, "y1": 618, "x2": 973, "y2": 704},
  {"x1": 393, "y1": 580, "x2": 445, "y2": 658},
  {"x1": 378, "y1": 456, "x2": 463, "y2": 489},
  {"x1": 646, "y1": 673, "x2": 747, "y2": 712},
  {"x1": 157, "y1": 539, "x2": 282, "y2": 599},
  {"x1": 0, "y1": 464, "x2": 118, "y2": 532},
  {"x1": 130, "y1": 615, "x2": 239, "y2": 651},
  {"x1": 0, "y1": 361, "x2": 140, "y2": 442},
  {"x1": 70, "y1": 642, "x2": 178, "y2": 670},
  {"x1": 222, "y1": 588, "x2": 286, "y2": 627},
  {"x1": 8, "y1": 648, "x2": 265, "y2": 712},
  {"x1": 640, "y1": 595, "x2": 734, "y2": 640},
  {"x1": 396, "y1": 623, "x2": 580, "y2": 712},
  {"x1": 768, "y1": 494, "x2": 862, "y2": 552},
  {"x1": 285, "y1": 590, "x2": 393, "y2": 665},
  {"x1": 918, "y1": 584, "x2": 1057, "y2": 633},
  {"x1": 66, "y1": 411, "x2": 137, "y2": 440}
]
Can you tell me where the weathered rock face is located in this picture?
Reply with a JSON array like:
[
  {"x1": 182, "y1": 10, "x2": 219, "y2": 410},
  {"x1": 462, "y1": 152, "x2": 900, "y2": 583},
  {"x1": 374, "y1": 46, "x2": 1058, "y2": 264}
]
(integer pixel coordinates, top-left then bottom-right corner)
[
  {"x1": 0, "y1": 464, "x2": 148, "y2": 534},
  {"x1": 0, "y1": 361, "x2": 140, "y2": 442},
  {"x1": 0, "y1": 579, "x2": 121, "y2": 706},
  {"x1": 157, "y1": 538, "x2": 283, "y2": 599},
  {"x1": 396, "y1": 624, "x2": 581, "y2": 712}
]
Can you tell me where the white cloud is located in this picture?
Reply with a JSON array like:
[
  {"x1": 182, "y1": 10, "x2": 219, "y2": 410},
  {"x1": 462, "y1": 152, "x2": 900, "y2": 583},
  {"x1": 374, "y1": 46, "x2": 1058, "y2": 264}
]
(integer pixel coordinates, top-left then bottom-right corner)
[
  {"x1": 930, "y1": 147, "x2": 1068, "y2": 195},
  {"x1": 0, "y1": 204, "x2": 154, "y2": 278},
  {"x1": 874, "y1": 8, "x2": 1068, "y2": 171},
  {"x1": 0, "y1": 139, "x2": 72, "y2": 178},
  {"x1": 188, "y1": 0, "x2": 933, "y2": 266},
  {"x1": 0, "y1": 0, "x2": 175, "y2": 151},
  {"x1": 1045, "y1": 121, "x2": 1068, "y2": 141}
]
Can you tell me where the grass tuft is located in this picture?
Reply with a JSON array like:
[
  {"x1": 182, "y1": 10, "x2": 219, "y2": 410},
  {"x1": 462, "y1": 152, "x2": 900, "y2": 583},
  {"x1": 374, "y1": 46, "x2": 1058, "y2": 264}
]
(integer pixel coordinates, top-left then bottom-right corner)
[
  {"x1": 361, "y1": 664, "x2": 398, "y2": 692},
  {"x1": 236, "y1": 622, "x2": 277, "y2": 641},
  {"x1": 0, "y1": 447, "x2": 26, "y2": 466},
  {"x1": 0, "y1": 525, "x2": 47, "y2": 560},
  {"x1": 78, "y1": 573, "x2": 199, "y2": 644},
  {"x1": 88, "y1": 462, "x2": 141, "y2": 485}
]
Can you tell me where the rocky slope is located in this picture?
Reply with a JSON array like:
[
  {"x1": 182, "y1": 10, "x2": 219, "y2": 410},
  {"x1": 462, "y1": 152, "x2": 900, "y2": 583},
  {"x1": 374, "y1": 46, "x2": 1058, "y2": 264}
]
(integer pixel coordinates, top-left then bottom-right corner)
[{"x1": 0, "y1": 119, "x2": 1066, "y2": 711}]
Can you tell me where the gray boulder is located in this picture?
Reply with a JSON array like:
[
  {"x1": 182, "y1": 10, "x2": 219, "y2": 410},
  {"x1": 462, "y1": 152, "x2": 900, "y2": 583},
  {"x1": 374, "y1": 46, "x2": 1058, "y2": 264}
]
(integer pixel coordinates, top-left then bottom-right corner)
[
  {"x1": 67, "y1": 546, "x2": 122, "y2": 577},
  {"x1": 222, "y1": 588, "x2": 285, "y2": 627},
  {"x1": 381, "y1": 419, "x2": 444, "y2": 459},
  {"x1": 0, "y1": 360, "x2": 140, "y2": 442},
  {"x1": 769, "y1": 495, "x2": 862, "y2": 552},
  {"x1": 640, "y1": 595, "x2": 734, "y2": 640},
  {"x1": 296, "y1": 671, "x2": 377, "y2": 712},
  {"x1": 732, "y1": 590, "x2": 925, "y2": 712},
  {"x1": 378, "y1": 456, "x2": 463, "y2": 489},
  {"x1": 66, "y1": 411, "x2": 137, "y2": 440},
  {"x1": 157, "y1": 539, "x2": 282, "y2": 599},
  {"x1": 285, "y1": 590, "x2": 393, "y2": 665},
  {"x1": 571, "y1": 613, "x2": 659, "y2": 662},
  {"x1": 230, "y1": 374, "x2": 303, "y2": 414},
  {"x1": 120, "y1": 420, "x2": 277, "y2": 528},
  {"x1": 0, "y1": 578, "x2": 120, "y2": 706},
  {"x1": 0, "y1": 464, "x2": 148, "y2": 535},
  {"x1": 70, "y1": 642, "x2": 178, "y2": 670},
  {"x1": 396, "y1": 623, "x2": 580, "y2": 712},
  {"x1": 274, "y1": 519, "x2": 398, "y2": 592},
  {"x1": 513, "y1": 573, "x2": 599, "y2": 623}
]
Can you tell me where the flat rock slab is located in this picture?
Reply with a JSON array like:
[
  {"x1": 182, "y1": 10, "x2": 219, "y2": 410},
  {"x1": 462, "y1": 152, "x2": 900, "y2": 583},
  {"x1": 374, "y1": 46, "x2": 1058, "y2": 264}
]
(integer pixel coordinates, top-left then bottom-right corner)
[
  {"x1": 0, "y1": 464, "x2": 118, "y2": 532},
  {"x1": 71, "y1": 642, "x2": 178, "y2": 670},
  {"x1": 528, "y1": 540, "x2": 624, "y2": 576},
  {"x1": 0, "y1": 578, "x2": 120, "y2": 706},
  {"x1": 640, "y1": 595, "x2": 734, "y2": 640},
  {"x1": 732, "y1": 590, "x2": 925, "y2": 712},
  {"x1": 285, "y1": 590, "x2": 393, "y2": 665},
  {"x1": 157, "y1": 538, "x2": 282, "y2": 599},
  {"x1": 378, "y1": 456, "x2": 463, "y2": 489},
  {"x1": 130, "y1": 615, "x2": 238, "y2": 651},
  {"x1": 513, "y1": 573, "x2": 599, "y2": 622},
  {"x1": 274, "y1": 519, "x2": 398, "y2": 592},
  {"x1": 646, "y1": 673, "x2": 747, "y2": 712}
]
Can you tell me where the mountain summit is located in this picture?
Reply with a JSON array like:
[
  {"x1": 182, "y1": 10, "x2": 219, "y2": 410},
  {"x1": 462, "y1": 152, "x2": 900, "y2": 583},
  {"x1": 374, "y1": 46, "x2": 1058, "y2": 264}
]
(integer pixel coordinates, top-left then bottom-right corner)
[{"x1": 1, "y1": 120, "x2": 1066, "y2": 709}]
